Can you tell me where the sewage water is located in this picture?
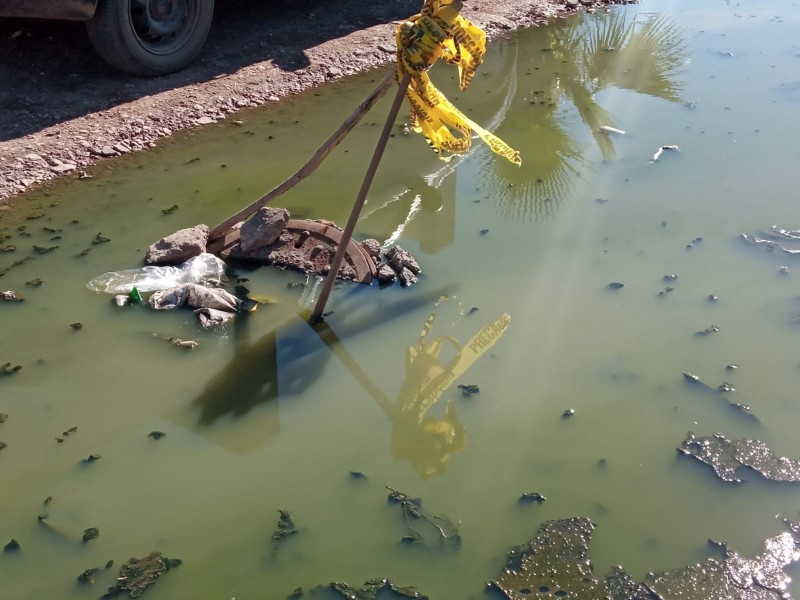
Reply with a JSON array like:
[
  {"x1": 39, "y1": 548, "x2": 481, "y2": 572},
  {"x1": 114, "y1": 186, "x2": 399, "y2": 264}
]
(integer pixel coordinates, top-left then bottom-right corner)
[{"x1": 3, "y1": 1, "x2": 800, "y2": 597}]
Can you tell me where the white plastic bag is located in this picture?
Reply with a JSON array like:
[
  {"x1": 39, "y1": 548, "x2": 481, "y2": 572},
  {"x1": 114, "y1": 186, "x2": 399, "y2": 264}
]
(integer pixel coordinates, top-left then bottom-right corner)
[{"x1": 87, "y1": 253, "x2": 226, "y2": 294}]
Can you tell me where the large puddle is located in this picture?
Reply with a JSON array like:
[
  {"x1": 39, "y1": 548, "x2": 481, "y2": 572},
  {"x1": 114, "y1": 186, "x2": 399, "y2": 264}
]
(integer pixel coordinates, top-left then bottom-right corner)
[{"x1": 3, "y1": 1, "x2": 800, "y2": 598}]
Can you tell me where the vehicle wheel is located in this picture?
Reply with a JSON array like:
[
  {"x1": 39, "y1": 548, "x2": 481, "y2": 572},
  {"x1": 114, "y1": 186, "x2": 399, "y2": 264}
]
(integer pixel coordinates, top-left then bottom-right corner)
[{"x1": 86, "y1": 0, "x2": 214, "y2": 76}]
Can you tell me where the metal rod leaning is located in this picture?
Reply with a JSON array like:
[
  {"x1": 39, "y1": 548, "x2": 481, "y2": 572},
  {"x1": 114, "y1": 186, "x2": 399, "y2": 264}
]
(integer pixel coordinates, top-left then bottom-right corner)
[
  {"x1": 208, "y1": 69, "x2": 396, "y2": 242},
  {"x1": 310, "y1": 73, "x2": 412, "y2": 322}
]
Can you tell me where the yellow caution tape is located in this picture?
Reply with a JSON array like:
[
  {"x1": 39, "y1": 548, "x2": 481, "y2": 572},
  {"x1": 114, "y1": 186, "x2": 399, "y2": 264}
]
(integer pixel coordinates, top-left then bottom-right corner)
[{"x1": 396, "y1": 0, "x2": 521, "y2": 165}]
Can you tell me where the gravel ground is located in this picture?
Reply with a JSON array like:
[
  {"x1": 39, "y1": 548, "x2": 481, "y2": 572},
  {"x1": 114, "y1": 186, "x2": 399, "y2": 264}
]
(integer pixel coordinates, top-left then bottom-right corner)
[{"x1": 0, "y1": 0, "x2": 631, "y2": 205}]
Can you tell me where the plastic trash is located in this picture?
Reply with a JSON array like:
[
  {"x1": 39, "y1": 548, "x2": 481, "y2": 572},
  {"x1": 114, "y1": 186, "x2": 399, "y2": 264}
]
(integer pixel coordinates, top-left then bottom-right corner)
[{"x1": 87, "y1": 253, "x2": 226, "y2": 294}]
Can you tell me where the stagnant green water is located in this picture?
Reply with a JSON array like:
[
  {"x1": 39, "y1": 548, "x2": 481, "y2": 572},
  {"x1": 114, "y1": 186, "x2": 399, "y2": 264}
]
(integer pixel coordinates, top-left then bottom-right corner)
[{"x1": 3, "y1": 1, "x2": 800, "y2": 597}]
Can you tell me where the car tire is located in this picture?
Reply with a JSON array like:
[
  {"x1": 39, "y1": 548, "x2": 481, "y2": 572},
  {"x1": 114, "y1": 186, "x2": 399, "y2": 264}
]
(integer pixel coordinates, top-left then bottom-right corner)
[{"x1": 86, "y1": 0, "x2": 214, "y2": 76}]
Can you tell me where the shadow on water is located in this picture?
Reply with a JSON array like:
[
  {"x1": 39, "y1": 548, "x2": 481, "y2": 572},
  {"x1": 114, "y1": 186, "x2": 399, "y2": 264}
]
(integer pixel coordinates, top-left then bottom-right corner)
[
  {"x1": 478, "y1": 10, "x2": 687, "y2": 222},
  {"x1": 0, "y1": 0, "x2": 420, "y2": 141},
  {"x1": 189, "y1": 286, "x2": 510, "y2": 479}
]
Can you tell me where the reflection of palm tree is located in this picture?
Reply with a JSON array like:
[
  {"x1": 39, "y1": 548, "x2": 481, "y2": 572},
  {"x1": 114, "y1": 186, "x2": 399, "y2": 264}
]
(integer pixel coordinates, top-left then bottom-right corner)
[
  {"x1": 490, "y1": 110, "x2": 585, "y2": 222},
  {"x1": 583, "y1": 13, "x2": 686, "y2": 102},
  {"x1": 478, "y1": 10, "x2": 686, "y2": 222}
]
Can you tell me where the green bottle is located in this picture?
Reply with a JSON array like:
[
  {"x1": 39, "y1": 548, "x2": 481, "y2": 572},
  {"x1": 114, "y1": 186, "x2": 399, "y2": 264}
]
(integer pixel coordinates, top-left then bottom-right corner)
[{"x1": 129, "y1": 287, "x2": 143, "y2": 305}]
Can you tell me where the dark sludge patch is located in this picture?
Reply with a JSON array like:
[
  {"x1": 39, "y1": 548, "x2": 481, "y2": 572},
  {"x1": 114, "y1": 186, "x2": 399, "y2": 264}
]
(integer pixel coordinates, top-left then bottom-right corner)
[
  {"x1": 319, "y1": 577, "x2": 429, "y2": 599},
  {"x1": 101, "y1": 551, "x2": 180, "y2": 599},
  {"x1": 489, "y1": 518, "x2": 603, "y2": 599},
  {"x1": 77, "y1": 567, "x2": 99, "y2": 584},
  {"x1": 1, "y1": 363, "x2": 22, "y2": 375},
  {"x1": 677, "y1": 431, "x2": 800, "y2": 483},
  {"x1": 489, "y1": 517, "x2": 800, "y2": 599},
  {"x1": 385, "y1": 485, "x2": 461, "y2": 548}
]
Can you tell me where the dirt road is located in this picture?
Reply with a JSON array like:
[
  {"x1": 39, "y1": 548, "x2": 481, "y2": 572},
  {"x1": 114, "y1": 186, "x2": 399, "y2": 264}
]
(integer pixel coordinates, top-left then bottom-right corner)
[{"x1": 0, "y1": 0, "x2": 629, "y2": 205}]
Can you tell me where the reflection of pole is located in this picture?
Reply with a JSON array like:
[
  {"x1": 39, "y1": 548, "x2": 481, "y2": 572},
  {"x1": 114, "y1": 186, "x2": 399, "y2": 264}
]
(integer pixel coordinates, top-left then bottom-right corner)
[{"x1": 311, "y1": 73, "x2": 412, "y2": 322}]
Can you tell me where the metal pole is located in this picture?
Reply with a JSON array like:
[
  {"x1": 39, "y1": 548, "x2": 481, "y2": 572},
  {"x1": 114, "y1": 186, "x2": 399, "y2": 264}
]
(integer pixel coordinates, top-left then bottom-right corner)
[
  {"x1": 208, "y1": 69, "x2": 396, "y2": 243},
  {"x1": 311, "y1": 73, "x2": 412, "y2": 322}
]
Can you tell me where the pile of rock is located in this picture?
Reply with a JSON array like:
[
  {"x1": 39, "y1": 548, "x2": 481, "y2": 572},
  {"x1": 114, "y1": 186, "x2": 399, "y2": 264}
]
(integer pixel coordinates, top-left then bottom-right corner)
[
  {"x1": 360, "y1": 239, "x2": 422, "y2": 287},
  {"x1": 142, "y1": 207, "x2": 423, "y2": 287}
]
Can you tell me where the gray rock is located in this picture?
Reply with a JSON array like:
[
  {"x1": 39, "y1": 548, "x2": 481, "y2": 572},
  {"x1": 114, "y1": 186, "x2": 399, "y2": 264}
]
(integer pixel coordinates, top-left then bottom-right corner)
[
  {"x1": 361, "y1": 238, "x2": 381, "y2": 259},
  {"x1": 490, "y1": 517, "x2": 800, "y2": 600},
  {"x1": 239, "y1": 207, "x2": 290, "y2": 252},
  {"x1": 145, "y1": 224, "x2": 209, "y2": 265},
  {"x1": 678, "y1": 432, "x2": 800, "y2": 483},
  {"x1": 387, "y1": 245, "x2": 421, "y2": 275},
  {"x1": 398, "y1": 267, "x2": 418, "y2": 287},
  {"x1": 376, "y1": 264, "x2": 396, "y2": 283}
]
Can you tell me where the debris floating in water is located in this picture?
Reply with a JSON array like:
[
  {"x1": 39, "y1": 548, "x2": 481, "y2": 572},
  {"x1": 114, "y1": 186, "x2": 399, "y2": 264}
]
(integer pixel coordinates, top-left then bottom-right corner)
[
  {"x1": 272, "y1": 509, "x2": 299, "y2": 540},
  {"x1": 77, "y1": 568, "x2": 99, "y2": 584},
  {"x1": 1, "y1": 363, "x2": 22, "y2": 375},
  {"x1": 650, "y1": 144, "x2": 680, "y2": 162},
  {"x1": 82, "y1": 527, "x2": 100, "y2": 542},
  {"x1": 598, "y1": 125, "x2": 625, "y2": 135},
  {"x1": 385, "y1": 485, "x2": 461, "y2": 547},
  {"x1": 1, "y1": 291, "x2": 23, "y2": 302},
  {"x1": 741, "y1": 225, "x2": 800, "y2": 255}
]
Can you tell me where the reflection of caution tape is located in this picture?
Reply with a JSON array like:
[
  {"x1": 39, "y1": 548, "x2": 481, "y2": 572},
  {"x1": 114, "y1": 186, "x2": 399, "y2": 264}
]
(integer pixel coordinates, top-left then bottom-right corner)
[
  {"x1": 406, "y1": 313, "x2": 511, "y2": 417},
  {"x1": 396, "y1": 0, "x2": 522, "y2": 165}
]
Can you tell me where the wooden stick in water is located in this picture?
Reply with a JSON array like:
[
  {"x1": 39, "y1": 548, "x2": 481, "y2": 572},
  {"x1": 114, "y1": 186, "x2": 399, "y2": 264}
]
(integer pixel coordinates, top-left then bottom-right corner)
[{"x1": 208, "y1": 68, "x2": 396, "y2": 242}]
